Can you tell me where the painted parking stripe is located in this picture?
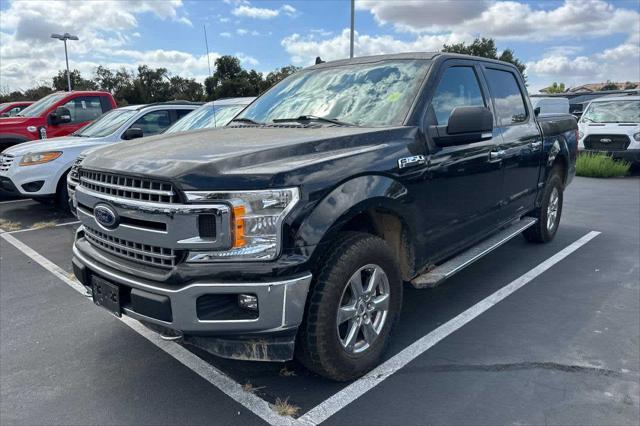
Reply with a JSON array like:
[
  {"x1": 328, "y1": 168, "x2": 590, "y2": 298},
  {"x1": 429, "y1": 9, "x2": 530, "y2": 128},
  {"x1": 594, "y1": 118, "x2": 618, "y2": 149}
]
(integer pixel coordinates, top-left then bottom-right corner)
[
  {"x1": 0, "y1": 231, "x2": 302, "y2": 426},
  {"x1": 0, "y1": 198, "x2": 32, "y2": 205},
  {"x1": 298, "y1": 230, "x2": 601, "y2": 425},
  {"x1": 3, "y1": 220, "x2": 80, "y2": 235}
]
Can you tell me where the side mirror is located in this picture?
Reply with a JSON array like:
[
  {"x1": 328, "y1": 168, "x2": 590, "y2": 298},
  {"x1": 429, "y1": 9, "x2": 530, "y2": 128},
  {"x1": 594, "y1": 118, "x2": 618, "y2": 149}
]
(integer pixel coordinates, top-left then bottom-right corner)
[
  {"x1": 431, "y1": 106, "x2": 493, "y2": 147},
  {"x1": 50, "y1": 106, "x2": 72, "y2": 124},
  {"x1": 122, "y1": 127, "x2": 144, "y2": 140}
]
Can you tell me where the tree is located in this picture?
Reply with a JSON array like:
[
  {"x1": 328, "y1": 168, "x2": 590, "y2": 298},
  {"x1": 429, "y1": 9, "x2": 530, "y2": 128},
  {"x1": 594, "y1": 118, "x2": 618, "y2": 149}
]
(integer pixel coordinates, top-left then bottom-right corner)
[
  {"x1": 264, "y1": 65, "x2": 300, "y2": 90},
  {"x1": 599, "y1": 80, "x2": 619, "y2": 91},
  {"x1": 623, "y1": 81, "x2": 637, "y2": 90},
  {"x1": 442, "y1": 37, "x2": 527, "y2": 80},
  {"x1": 205, "y1": 55, "x2": 259, "y2": 100},
  {"x1": 168, "y1": 76, "x2": 204, "y2": 101},
  {"x1": 541, "y1": 82, "x2": 566, "y2": 93},
  {"x1": 129, "y1": 65, "x2": 171, "y2": 103},
  {"x1": 52, "y1": 69, "x2": 97, "y2": 91}
]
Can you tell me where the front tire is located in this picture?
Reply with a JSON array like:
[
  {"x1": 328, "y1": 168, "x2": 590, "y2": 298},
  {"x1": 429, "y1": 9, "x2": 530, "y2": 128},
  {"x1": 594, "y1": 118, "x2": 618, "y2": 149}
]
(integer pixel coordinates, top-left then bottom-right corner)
[
  {"x1": 296, "y1": 232, "x2": 403, "y2": 381},
  {"x1": 523, "y1": 166, "x2": 564, "y2": 243}
]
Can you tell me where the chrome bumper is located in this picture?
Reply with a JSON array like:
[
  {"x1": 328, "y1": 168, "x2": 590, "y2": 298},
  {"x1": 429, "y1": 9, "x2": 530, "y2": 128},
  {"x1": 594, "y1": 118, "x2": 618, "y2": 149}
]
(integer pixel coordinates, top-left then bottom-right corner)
[{"x1": 73, "y1": 240, "x2": 312, "y2": 335}]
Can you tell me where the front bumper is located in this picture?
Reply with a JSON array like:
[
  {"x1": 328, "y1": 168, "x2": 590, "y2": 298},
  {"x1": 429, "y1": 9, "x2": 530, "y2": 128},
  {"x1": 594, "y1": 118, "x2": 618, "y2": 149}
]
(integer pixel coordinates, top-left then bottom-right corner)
[
  {"x1": 581, "y1": 148, "x2": 640, "y2": 163},
  {"x1": 72, "y1": 232, "x2": 312, "y2": 336}
]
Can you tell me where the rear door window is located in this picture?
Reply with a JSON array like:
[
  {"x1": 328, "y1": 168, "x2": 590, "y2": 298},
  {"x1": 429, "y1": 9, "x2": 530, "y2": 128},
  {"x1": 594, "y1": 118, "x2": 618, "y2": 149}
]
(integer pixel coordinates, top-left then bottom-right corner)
[
  {"x1": 484, "y1": 69, "x2": 528, "y2": 126},
  {"x1": 61, "y1": 96, "x2": 104, "y2": 123},
  {"x1": 128, "y1": 110, "x2": 172, "y2": 137},
  {"x1": 431, "y1": 66, "x2": 485, "y2": 125}
]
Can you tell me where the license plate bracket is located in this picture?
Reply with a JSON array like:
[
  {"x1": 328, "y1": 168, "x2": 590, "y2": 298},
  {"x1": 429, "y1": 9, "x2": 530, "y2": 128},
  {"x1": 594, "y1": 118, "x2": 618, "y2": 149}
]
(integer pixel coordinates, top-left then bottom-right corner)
[{"x1": 91, "y1": 275, "x2": 121, "y2": 317}]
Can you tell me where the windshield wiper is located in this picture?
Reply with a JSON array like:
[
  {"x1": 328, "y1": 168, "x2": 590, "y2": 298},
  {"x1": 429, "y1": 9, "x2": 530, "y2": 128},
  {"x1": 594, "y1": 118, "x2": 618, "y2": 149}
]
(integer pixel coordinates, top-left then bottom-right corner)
[
  {"x1": 229, "y1": 117, "x2": 264, "y2": 125},
  {"x1": 272, "y1": 115, "x2": 356, "y2": 126}
]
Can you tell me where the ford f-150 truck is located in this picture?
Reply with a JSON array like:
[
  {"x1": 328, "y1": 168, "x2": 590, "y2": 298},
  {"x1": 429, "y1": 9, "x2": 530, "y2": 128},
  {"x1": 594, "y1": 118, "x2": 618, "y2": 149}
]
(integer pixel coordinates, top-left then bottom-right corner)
[
  {"x1": 70, "y1": 53, "x2": 578, "y2": 381},
  {"x1": 0, "y1": 101, "x2": 33, "y2": 117},
  {"x1": 0, "y1": 91, "x2": 116, "y2": 150}
]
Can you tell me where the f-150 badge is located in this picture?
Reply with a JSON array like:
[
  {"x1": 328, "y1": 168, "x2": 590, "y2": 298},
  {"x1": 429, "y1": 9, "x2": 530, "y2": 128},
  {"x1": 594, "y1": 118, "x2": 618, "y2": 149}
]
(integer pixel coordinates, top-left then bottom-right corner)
[{"x1": 398, "y1": 155, "x2": 426, "y2": 169}]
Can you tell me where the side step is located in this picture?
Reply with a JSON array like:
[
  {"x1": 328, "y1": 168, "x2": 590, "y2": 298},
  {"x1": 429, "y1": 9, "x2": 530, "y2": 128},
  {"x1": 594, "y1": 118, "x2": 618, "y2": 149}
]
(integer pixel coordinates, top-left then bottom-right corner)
[{"x1": 411, "y1": 217, "x2": 537, "y2": 289}]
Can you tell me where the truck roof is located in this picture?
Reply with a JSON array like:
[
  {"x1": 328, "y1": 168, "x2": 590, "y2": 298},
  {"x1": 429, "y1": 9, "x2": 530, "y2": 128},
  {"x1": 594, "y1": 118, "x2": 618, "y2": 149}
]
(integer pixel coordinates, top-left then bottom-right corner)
[
  {"x1": 308, "y1": 52, "x2": 519, "y2": 70},
  {"x1": 590, "y1": 95, "x2": 639, "y2": 102}
]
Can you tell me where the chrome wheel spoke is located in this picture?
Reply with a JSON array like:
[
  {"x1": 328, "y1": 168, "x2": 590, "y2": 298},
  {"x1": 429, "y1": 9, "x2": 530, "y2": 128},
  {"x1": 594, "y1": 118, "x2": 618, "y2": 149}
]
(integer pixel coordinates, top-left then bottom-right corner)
[
  {"x1": 371, "y1": 294, "x2": 389, "y2": 312},
  {"x1": 361, "y1": 321, "x2": 378, "y2": 344},
  {"x1": 337, "y1": 305, "x2": 357, "y2": 324},
  {"x1": 365, "y1": 266, "x2": 380, "y2": 293},
  {"x1": 344, "y1": 320, "x2": 360, "y2": 351},
  {"x1": 349, "y1": 273, "x2": 364, "y2": 298}
]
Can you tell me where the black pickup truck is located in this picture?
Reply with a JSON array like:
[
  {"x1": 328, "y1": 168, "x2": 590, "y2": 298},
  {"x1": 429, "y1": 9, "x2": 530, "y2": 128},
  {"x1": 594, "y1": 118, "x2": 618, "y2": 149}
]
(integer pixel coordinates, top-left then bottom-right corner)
[{"x1": 70, "y1": 52, "x2": 578, "y2": 381}]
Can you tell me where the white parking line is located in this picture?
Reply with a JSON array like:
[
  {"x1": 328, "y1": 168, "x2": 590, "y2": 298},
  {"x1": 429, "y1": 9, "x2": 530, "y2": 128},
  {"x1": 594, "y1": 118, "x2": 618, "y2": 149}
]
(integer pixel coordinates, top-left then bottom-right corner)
[
  {"x1": 0, "y1": 231, "x2": 302, "y2": 426},
  {"x1": 298, "y1": 230, "x2": 601, "y2": 425},
  {"x1": 0, "y1": 198, "x2": 32, "y2": 205},
  {"x1": 3, "y1": 220, "x2": 80, "y2": 235},
  {"x1": 0, "y1": 229, "x2": 600, "y2": 425}
]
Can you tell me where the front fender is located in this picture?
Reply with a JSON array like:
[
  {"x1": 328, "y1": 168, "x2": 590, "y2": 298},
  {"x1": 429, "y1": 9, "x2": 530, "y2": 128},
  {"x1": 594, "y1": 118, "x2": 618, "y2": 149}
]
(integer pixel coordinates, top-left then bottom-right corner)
[{"x1": 295, "y1": 174, "x2": 410, "y2": 249}]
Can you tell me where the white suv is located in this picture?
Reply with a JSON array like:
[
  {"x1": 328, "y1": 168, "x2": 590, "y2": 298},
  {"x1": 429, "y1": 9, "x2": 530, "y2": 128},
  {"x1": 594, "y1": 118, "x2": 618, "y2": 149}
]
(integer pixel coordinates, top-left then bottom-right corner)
[
  {"x1": 0, "y1": 102, "x2": 200, "y2": 208},
  {"x1": 578, "y1": 95, "x2": 640, "y2": 164}
]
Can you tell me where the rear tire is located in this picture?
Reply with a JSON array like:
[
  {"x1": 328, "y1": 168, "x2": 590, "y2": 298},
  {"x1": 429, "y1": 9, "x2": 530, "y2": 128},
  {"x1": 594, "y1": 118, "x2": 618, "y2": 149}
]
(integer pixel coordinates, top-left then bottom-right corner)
[
  {"x1": 296, "y1": 232, "x2": 403, "y2": 381},
  {"x1": 55, "y1": 171, "x2": 70, "y2": 212},
  {"x1": 523, "y1": 166, "x2": 564, "y2": 243}
]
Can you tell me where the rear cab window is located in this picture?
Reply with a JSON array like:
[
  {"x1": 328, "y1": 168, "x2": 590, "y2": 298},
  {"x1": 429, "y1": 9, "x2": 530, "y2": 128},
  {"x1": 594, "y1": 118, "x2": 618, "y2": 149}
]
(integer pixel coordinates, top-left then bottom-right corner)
[{"x1": 484, "y1": 68, "x2": 528, "y2": 126}]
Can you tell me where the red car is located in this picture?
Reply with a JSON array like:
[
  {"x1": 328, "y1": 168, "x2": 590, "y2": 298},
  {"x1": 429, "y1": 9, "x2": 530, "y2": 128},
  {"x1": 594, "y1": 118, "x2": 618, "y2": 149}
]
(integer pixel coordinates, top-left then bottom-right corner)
[
  {"x1": 0, "y1": 91, "x2": 116, "y2": 151},
  {"x1": 0, "y1": 101, "x2": 33, "y2": 117}
]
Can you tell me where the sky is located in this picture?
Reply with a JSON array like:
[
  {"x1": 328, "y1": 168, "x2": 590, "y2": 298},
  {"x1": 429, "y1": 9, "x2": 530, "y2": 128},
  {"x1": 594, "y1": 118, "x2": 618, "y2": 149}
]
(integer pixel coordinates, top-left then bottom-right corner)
[{"x1": 0, "y1": 0, "x2": 639, "y2": 94}]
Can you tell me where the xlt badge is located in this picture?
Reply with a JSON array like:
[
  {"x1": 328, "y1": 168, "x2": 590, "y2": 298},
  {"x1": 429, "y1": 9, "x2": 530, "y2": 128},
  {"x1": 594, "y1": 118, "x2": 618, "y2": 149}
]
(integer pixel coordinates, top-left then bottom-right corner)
[{"x1": 398, "y1": 155, "x2": 426, "y2": 169}]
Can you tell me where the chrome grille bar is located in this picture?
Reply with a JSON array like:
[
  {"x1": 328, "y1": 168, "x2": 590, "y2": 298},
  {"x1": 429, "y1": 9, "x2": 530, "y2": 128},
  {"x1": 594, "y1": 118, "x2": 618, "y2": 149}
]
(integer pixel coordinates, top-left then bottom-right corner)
[
  {"x1": 84, "y1": 226, "x2": 178, "y2": 268},
  {"x1": 0, "y1": 154, "x2": 14, "y2": 172},
  {"x1": 79, "y1": 169, "x2": 177, "y2": 203}
]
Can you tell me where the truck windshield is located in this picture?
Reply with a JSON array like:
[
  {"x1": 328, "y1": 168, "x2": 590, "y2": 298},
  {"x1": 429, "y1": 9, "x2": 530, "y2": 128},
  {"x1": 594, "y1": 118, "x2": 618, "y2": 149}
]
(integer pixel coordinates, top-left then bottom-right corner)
[
  {"x1": 238, "y1": 59, "x2": 431, "y2": 127},
  {"x1": 16, "y1": 93, "x2": 67, "y2": 117},
  {"x1": 73, "y1": 109, "x2": 137, "y2": 138},
  {"x1": 165, "y1": 103, "x2": 245, "y2": 134},
  {"x1": 581, "y1": 100, "x2": 640, "y2": 123}
]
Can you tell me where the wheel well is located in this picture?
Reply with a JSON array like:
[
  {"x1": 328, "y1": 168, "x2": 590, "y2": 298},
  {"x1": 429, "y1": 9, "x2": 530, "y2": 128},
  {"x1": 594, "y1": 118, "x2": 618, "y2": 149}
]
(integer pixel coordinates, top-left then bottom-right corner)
[
  {"x1": 552, "y1": 156, "x2": 568, "y2": 186},
  {"x1": 332, "y1": 209, "x2": 415, "y2": 281}
]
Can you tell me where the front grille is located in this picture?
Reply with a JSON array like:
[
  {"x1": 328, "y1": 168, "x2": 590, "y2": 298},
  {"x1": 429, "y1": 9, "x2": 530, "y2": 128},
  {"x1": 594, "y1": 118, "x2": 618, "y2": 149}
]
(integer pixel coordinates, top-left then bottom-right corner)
[
  {"x1": 79, "y1": 169, "x2": 177, "y2": 203},
  {"x1": 584, "y1": 134, "x2": 631, "y2": 151},
  {"x1": 84, "y1": 226, "x2": 179, "y2": 268},
  {"x1": 0, "y1": 154, "x2": 14, "y2": 172}
]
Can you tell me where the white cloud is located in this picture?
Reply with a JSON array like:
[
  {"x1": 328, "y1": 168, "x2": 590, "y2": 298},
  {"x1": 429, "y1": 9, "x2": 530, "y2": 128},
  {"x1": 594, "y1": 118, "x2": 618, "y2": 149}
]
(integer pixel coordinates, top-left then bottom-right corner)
[
  {"x1": 282, "y1": 4, "x2": 297, "y2": 17},
  {"x1": 282, "y1": 28, "x2": 472, "y2": 66},
  {"x1": 235, "y1": 53, "x2": 259, "y2": 67},
  {"x1": 236, "y1": 28, "x2": 248, "y2": 35},
  {"x1": 232, "y1": 5, "x2": 279, "y2": 19},
  {"x1": 220, "y1": 32, "x2": 232, "y2": 38},
  {"x1": 357, "y1": 0, "x2": 639, "y2": 41}
]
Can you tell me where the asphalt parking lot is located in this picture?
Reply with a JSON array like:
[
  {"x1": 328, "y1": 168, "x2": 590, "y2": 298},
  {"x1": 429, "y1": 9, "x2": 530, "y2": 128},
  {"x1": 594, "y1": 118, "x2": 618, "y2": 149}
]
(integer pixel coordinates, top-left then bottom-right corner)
[{"x1": 1, "y1": 176, "x2": 639, "y2": 425}]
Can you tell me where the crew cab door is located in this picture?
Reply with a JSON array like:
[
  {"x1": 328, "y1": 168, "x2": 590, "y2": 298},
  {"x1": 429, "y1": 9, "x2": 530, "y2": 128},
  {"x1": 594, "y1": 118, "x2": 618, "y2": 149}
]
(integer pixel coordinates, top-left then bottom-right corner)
[
  {"x1": 47, "y1": 95, "x2": 112, "y2": 138},
  {"x1": 420, "y1": 61, "x2": 506, "y2": 260},
  {"x1": 481, "y1": 66, "x2": 542, "y2": 218}
]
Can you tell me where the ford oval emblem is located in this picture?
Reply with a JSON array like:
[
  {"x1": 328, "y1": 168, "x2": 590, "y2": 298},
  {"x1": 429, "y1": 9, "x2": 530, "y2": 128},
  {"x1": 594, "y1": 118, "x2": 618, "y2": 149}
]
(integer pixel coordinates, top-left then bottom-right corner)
[{"x1": 94, "y1": 204, "x2": 118, "y2": 229}]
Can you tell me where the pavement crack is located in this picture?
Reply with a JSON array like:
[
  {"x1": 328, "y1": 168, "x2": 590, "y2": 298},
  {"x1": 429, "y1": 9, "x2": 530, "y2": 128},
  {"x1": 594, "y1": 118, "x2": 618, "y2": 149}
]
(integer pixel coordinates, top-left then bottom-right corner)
[{"x1": 410, "y1": 362, "x2": 637, "y2": 379}]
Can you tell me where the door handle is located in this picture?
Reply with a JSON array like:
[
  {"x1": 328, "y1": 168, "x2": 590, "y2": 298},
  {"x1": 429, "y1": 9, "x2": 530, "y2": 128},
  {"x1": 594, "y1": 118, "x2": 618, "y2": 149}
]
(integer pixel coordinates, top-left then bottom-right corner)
[
  {"x1": 489, "y1": 150, "x2": 505, "y2": 161},
  {"x1": 530, "y1": 141, "x2": 542, "y2": 150}
]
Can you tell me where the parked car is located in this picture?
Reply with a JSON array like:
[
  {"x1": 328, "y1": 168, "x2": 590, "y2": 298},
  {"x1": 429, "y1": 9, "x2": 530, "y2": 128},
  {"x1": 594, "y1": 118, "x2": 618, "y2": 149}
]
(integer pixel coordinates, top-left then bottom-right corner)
[
  {"x1": 0, "y1": 91, "x2": 117, "y2": 151},
  {"x1": 531, "y1": 97, "x2": 569, "y2": 115},
  {"x1": 0, "y1": 101, "x2": 200, "y2": 208},
  {"x1": 69, "y1": 52, "x2": 577, "y2": 381},
  {"x1": 578, "y1": 95, "x2": 640, "y2": 163},
  {"x1": 0, "y1": 101, "x2": 33, "y2": 117},
  {"x1": 163, "y1": 97, "x2": 254, "y2": 134}
]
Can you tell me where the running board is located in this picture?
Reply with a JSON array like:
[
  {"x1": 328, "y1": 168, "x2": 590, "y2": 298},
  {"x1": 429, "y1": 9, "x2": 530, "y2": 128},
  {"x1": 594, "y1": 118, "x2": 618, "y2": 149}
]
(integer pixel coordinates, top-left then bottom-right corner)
[{"x1": 411, "y1": 217, "x2": 537, "y2": 289}]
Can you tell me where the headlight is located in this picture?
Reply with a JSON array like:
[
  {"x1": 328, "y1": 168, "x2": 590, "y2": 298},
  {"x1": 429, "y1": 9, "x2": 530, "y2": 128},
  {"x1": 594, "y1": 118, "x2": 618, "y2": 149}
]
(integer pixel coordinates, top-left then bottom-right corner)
[
  {"x1": 633, "y1": 132, "x2": 640, "y2": 142},
  {"x1": 185, "y1": 188, "x2": 299, "y2": 261},
  {"x1": 19, "y1": 151, "x2": 62, "y2": 166}
]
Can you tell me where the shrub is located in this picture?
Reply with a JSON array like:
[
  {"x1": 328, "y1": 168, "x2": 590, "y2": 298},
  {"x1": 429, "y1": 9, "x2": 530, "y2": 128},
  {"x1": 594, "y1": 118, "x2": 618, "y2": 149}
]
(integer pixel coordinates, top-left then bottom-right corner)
[{"x1": 576, "y1": 152, "x2": 631, "y2": 178}]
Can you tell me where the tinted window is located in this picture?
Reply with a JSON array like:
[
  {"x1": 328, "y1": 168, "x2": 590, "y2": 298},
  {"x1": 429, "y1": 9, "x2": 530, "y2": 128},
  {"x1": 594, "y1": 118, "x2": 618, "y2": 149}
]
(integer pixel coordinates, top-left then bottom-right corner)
[
  {"x1": 175, "y1": 109, "x2": 194, "y2": 121},
  {"x1": 62, "y1": 96, "x2": 104, "y2": 123},
  {"x1": 485, "y1": 69, "x2": 528, "y2": 126},
  {"x1": 431, "y1": 66, "x2": 485, "y2": 125},
  {"x1": 129, "y1": 110, "x2": 172, "y2": 137}
]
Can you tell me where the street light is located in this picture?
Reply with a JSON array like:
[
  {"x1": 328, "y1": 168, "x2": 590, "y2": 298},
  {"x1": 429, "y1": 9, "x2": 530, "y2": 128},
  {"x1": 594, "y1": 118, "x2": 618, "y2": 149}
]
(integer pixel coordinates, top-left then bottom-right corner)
[{"x1": 51, "y1": 33, "x2": 79, "y2": 92}]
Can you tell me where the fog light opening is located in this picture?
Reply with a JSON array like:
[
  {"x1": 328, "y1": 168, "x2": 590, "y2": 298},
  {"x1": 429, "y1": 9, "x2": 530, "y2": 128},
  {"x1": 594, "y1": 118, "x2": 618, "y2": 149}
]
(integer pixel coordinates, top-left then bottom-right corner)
[{"x1": 238, "y1": 294, "x2": 258, "y2": 311}]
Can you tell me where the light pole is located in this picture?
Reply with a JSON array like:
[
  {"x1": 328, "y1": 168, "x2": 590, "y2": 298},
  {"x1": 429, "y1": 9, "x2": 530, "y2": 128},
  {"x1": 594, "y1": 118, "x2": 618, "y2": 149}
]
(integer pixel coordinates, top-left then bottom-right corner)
[
  {"x1": 350, "y1": 0, "x2": 355, "y2": 58},
  {"x1": 51, "y1": 33, "x2": 79, "y2": 92}
]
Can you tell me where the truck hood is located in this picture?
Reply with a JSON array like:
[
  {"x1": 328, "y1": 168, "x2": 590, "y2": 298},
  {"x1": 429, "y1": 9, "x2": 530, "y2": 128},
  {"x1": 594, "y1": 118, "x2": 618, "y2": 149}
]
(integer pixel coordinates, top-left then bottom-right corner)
[
  {"x1": 82, "y1": 125, "x2": 413, "y2": 190},
  {"x1": 579, "y1": 122, "x2": 639, "y2": 136},
  {"x1": 4, "y1": 135, "x2": 108, "y2": 156}
]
